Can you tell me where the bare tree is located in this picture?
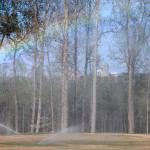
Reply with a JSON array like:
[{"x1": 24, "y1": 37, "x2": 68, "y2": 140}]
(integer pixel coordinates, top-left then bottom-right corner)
[
  {"x1": 32, "y1": 0, "x2": 51, "y2": 133},
  {"x1": 61, "y1": 0, "x2": 69, "y2": 129},
  {"x1": 30, "y1": 1, "x2": 39, "y2": 133},
  {"x1": 112, "y1": 0, "x2": 148, "y2": 133},
  {"x1": 82, "y1": 0, "x2": 92, "y2": 132},
  {"x1": 72, "y1": 0, "x2": 79, "y2": 126},
  {"x1": 91, "y1": 0, "x2": 100, "y2": 133},
  {"x1": 126, "y1": 0, "x2": 134, "y2": 133}
]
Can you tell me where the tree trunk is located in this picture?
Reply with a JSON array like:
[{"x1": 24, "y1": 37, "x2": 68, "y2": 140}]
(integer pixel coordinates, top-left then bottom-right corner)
[
  {"x1": 91, "y1": 0, "x2": 100, "y2": 133},
  {"x1": 47, "y1": 52, "x2": 54, "y2": 132},
  {"x1": 50, "y1": 81, "x2": 54, "y2": 132},
  {"x1": 146, "y1": 75, "x2": 150, "y2": 134},
  {"x1": 82, "y1": 0, "x2": 91, "y2": 132},
  {"x1": 128, "y1": 63, "x2": 134, "y2": 133},
  {"x1": 13, "y1": 45, "x2": 19, "y2": 132},
  {"x1": 73, "y1": 0, "x2": 78, "y2": 126},
  {"x1": 126, "y1": 0, "x2": 134, "y2": 133},
  {"x1": 31, "y1": 46, "x2": 37, "y2": 133},
  {"x1": 61, "y1": 0, "x2": 68, "y2": 130},
  {"x1": 31, "y1": 0, "x2": 39, "y2": 133},
  {"x1": 36, "y1": 48, "x2": 44, "y2": 133},
  {"x1": 22, "y1": 105, "x2": 25, "y2": 133}
]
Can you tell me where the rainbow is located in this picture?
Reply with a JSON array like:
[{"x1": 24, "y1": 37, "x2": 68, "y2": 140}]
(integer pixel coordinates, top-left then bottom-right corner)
[{"x1": 0, "y1": 15, "x2": 92, "y2": 58}]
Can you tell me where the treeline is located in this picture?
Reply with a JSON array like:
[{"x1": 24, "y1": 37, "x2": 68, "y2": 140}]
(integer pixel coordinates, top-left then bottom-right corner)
[
  {"x1": 0, "y1": 73, "x2": 149, "y2": 133},
  {"x1": 0, "y1": 0, "x2": 150, "y2": 134}
]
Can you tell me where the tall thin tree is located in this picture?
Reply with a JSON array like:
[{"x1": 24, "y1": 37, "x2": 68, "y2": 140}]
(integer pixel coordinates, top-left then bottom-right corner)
[
  {"x1": 91, "y1": 0, "x2": 100, "y2": 133},
  {"x1": 61, "y1": 0, "x2": 69, "y2": 130}
]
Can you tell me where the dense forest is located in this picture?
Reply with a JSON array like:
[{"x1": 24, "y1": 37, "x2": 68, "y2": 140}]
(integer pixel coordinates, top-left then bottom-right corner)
[{"x1": 0, "y1": 0, "x2": 150, "y2": 134}]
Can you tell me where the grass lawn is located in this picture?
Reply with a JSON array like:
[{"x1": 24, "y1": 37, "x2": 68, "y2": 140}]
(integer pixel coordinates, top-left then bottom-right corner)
[{"x1": 0, "y1": 133, "x2": 150, "y2": 150}]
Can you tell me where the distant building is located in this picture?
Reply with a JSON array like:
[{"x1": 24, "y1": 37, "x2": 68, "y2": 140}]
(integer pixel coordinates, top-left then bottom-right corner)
[
  {"x1": 110, "y1": 72, "x2": 119, "y2": 77},
  {"x1": 97, "y1": 64, "x2": 110, "y2": 77}
]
